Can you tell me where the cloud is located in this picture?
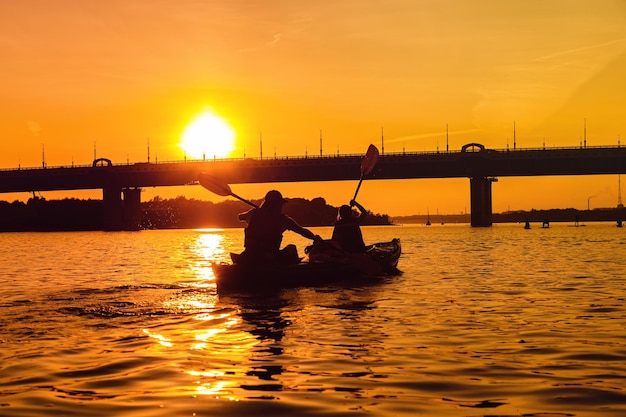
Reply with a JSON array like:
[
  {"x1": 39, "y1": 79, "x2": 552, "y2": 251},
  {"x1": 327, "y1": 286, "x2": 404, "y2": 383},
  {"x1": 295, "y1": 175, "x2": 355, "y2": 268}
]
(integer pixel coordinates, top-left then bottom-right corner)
[
  {"x1": 389, "y1": 128, "x2": 481, "y2": 144},
  {"x1": 238, "y1": 32, "x2": 283, "y2": 53},
  {"x1": 534, "y1": 38, "x2": 626, "y2": 62},
  {"x1": 264, "y1": 33, "x2": 283, "y2": 48}
]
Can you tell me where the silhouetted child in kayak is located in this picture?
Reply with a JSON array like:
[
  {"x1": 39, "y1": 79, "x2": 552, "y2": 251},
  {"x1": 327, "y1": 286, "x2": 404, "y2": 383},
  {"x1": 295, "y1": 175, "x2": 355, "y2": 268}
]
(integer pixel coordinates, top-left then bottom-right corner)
[
  {"x1": 331, "y1": 199, "x2": 366, "y2": 253},
  {"x1": 237, "y1": 190, "x2": 322, "y2": 265}
]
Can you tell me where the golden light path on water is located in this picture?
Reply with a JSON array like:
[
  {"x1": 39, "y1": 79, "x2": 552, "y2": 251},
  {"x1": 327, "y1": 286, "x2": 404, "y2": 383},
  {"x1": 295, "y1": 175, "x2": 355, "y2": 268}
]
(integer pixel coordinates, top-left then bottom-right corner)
[{"x1": 141, "y1": 230, "x2": 261, "y2": 403}]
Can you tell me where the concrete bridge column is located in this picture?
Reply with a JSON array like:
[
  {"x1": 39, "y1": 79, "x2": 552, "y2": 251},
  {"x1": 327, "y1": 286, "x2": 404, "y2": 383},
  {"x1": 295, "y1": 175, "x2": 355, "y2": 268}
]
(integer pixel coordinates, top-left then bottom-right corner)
[
  {"x1": 102, "y1": 187, "x2": 142, "y2": 231},
  {"x1": 102, "y1": 187, "x2": 123, "y2": 231},
  {"x1": 122, "y1": 188, "x2": 142, "y2": 231},
  {"x1": 470, "y1": 176, "x2": 496, "y2": 227}
]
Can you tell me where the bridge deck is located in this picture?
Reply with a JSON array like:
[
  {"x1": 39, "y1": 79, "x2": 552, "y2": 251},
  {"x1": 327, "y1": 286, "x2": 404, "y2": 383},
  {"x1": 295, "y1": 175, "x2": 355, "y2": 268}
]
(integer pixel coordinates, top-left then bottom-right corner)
[{"x1": 1, "y1": 145, "x2": 625, "y2": 193}]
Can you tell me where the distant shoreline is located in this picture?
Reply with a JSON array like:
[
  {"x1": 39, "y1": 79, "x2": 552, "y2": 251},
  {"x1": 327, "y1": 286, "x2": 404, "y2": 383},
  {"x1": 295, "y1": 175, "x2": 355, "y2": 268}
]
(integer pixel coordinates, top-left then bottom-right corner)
[
  {"x1": 1, "y1": 195, "x2": 624, "y2": 231},
  {"x1": 393, "y1": 206, "x2": 625, "y2": 225},
  {"x1": 0, "y1": 195, "x2": 392, "y2": 232}
]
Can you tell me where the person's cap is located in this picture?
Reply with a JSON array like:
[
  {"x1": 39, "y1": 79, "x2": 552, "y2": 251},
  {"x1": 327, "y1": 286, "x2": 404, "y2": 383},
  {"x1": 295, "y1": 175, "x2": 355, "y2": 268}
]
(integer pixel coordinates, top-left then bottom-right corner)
[
  {"x1": 264, "y1": 190, "x2": 287, "y2": 204},
  {"x1": 339, "y1": 204, "x2": 352, "y2": 216}
]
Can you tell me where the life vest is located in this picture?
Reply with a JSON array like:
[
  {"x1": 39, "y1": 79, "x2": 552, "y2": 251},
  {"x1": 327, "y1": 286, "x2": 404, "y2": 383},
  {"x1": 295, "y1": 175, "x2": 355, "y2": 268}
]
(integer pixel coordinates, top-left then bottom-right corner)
[
  {"x1": 244, "y1": 208, "x2": 285, "y2": 252},
  {"x1": 332, "y1": 218, "x2": 365, "y2": 253}
]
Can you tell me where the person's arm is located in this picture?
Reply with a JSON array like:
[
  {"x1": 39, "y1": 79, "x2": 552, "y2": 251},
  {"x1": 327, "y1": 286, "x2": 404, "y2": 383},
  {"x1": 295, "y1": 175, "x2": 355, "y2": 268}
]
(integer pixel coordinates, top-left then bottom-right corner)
[
  {"x1": 350, "y1": 200, "x2": 366, "y2": 220},
  {"x1": 284, "y1": 216, "x2": 323, "y2": 242},
  {"x1": 238, "y1": 208, "x2": 254, "y2": 224}
]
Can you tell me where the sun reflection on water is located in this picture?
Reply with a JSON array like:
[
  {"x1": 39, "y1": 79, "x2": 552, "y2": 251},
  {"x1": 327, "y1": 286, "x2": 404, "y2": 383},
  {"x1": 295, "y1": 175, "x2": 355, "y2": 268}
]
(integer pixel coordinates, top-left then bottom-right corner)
[
  {"x1": 142, "y1": 298, "x2": 258, "y2": 401},
  {"x1": 188, "y1": 318, "x2": 259, "y2": 400},
  {"x1": 192, "y1": 315, "x2": 242, "y2": 349},
  {"x1": 192, "y1": 376, "x2": 239, "y2": 400},
  {"x1": 141, "y1": 230, "x2": 263, "y2": 402},
  {"x1": 142, "y1": 329, "x2": 174, "y2": 347}
]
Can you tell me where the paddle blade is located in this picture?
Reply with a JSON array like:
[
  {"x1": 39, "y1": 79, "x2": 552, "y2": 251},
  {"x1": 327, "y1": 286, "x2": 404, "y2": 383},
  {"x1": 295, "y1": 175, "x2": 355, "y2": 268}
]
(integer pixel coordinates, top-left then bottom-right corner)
[
  {"x1": 198, "y1": 173, "x2": 232, "y2": 197},
  {"x1": 360, "y1": 144, "x2": 379, "y2": 176}
]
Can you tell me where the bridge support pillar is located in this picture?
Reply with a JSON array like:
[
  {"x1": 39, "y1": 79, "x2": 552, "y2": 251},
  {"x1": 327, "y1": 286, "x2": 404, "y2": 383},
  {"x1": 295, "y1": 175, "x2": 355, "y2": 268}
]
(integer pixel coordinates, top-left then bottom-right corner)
[
  {"x1": 122, "y1": 188, "x2": 142, "y2": 231},
  {"x1": 102, "y1": 187, "x2": 142, "y2": 231},
  {"x1": 470, "y1": 176, "x2": 496, "y2": 227},
  {"x1": 103, "y1": 187, "x2": 123, "y2": 231}
]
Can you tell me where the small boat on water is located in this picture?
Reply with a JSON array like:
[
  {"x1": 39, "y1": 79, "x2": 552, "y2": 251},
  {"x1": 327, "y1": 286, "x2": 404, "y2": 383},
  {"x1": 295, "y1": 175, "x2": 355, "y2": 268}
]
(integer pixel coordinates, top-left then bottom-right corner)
[{"x1": 212, "y1": 239, "x2": 401, "y2": 292}]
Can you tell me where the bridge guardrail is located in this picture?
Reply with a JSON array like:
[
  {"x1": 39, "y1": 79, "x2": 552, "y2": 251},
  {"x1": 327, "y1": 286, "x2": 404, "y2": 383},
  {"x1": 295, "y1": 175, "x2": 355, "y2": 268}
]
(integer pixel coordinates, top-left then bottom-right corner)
[{"x1": 0, "y1": 144, "x2": 622, "y2": 172}]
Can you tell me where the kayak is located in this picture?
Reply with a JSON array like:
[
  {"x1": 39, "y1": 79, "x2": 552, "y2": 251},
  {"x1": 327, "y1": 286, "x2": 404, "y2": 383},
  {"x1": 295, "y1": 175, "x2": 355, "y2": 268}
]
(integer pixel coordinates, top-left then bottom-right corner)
[{"x1": 212, "y1": 239, "x2": 401, "y2": 292}]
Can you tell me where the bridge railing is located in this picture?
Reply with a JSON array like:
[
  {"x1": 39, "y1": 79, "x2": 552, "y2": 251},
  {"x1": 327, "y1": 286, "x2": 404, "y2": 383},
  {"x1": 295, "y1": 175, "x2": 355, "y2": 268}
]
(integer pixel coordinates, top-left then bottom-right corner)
[{"x1": 1, "y1": 143, "x2": 622, "y2": 172}]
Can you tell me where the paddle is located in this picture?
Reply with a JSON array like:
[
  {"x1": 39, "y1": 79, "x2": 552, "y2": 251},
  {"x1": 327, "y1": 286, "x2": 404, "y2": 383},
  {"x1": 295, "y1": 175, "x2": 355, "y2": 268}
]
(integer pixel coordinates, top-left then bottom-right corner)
[
  {"x1": 352, "y1": 144, "x2": 380, "y2": 201},
  {"x1": 345, "y1": 144, "x2": 382, "y2": 274},
  {"x1": 198, "y1": 173, "x2": 259, "y2": 208}
]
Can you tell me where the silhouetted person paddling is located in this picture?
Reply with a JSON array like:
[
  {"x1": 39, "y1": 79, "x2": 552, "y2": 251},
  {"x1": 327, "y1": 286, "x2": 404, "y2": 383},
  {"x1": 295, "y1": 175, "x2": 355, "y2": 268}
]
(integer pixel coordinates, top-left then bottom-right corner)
[
  {"x1": 237, "y1": 190, "x2": 322, "y2": 265},
  {"x1": 331, "y1": 199, "x2": 367, "y2": 253}
]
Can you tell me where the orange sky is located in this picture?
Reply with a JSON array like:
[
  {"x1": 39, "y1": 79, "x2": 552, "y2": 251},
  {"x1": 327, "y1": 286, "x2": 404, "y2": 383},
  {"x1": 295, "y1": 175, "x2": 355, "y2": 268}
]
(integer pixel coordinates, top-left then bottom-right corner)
[{"x1": 1, "y1": 1, "x2": 626, "y2": 216}]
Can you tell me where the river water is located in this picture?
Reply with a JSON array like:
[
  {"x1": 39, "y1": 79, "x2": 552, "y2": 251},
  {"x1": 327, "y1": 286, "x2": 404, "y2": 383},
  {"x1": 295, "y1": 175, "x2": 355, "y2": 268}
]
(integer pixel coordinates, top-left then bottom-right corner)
[{"x1": 1, "y1": 223, "x2": 625, "y2": 417}]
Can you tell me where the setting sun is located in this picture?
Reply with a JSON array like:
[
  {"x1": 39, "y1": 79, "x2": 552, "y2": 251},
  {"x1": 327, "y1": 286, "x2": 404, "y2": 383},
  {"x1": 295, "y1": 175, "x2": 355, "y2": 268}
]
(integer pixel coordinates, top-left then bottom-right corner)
[{"x1": 180, "y1": 113, "x2": 235, "y2": 159}]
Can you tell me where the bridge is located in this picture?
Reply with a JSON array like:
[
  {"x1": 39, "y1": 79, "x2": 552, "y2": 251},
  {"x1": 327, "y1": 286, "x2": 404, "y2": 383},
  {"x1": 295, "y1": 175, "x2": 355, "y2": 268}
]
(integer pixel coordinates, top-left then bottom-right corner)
[{"x1": 1, "y1": 143, "x2": 625, "y2": 229}]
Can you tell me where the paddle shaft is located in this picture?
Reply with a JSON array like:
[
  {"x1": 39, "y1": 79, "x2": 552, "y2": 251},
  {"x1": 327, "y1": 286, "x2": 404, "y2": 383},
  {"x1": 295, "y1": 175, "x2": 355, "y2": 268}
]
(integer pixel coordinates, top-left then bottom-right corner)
[
  {"x1": 352, "y1": 177, "x2": 365, "y2": 201},
  {"x1": 231, "y1": 193, "x2": 259, "y2": 209}
]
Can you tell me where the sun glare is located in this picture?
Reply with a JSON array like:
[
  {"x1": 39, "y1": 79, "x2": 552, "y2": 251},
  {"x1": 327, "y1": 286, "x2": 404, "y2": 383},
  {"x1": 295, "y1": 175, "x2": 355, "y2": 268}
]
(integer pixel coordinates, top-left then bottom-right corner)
[{"x1": 180, "y1": 113, "x2": 235, "y2": 159}]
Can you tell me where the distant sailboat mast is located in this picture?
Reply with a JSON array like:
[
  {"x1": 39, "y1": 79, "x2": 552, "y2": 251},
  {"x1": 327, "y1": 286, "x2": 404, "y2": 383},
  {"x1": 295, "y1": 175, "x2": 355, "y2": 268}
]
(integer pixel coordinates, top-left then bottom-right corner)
[
  {"x1": 618, "y1": 173, "x2": 623, "y2": 227},
  {"x1": 618, "y1": 174, "x2": 623, "y2": 208},
  {"x1": 619, "y1": 134, "x2": 623, "y2": 209}
]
